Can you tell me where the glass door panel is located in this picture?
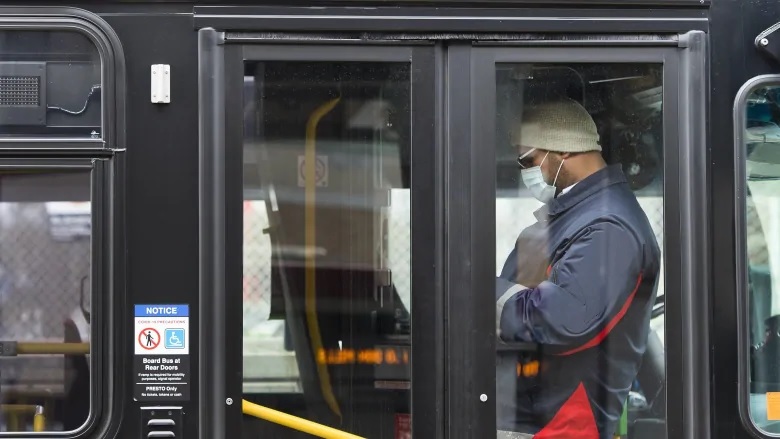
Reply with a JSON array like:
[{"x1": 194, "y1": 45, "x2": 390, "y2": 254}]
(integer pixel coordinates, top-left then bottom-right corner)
[
  {"x1": 468, "y1": 46, "x2": 685, "y2": 439},
  {"x1": 237, "y1": 45, "x2": 437, "y2": 439},
  {"x1": 494, "y1": 61, "x2": 665, "y2": 439}
]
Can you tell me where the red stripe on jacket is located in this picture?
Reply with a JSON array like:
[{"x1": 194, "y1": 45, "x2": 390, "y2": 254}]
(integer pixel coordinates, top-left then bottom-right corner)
[{"x1": 556, "y1": 273, "x2": 644, "y2": 357}]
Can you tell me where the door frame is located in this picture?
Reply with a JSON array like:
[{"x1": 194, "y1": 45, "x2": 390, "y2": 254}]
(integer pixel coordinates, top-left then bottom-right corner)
[
  {"x1": 198, "y1": 24, "x2": 709, "y2": 439},
  {"x1": 459, "y1": 38, "x2": 708, "y2": 438}
]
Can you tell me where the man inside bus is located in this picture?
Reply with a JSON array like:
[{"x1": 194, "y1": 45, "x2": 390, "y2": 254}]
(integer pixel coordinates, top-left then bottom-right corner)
[{"x1": 495, "y1": 98, "x2": 661, "y2": 439}]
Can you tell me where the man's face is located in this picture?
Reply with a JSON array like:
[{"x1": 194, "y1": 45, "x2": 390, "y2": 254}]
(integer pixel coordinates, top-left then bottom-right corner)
[{"x1": 517, "y1": 146, "x2": 565, "y2": 188}]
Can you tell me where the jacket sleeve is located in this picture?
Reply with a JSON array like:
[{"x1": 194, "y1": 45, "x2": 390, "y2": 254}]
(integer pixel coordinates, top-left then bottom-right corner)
[{"x1": 496, "y1": 220, "x2": 645, "y2": 351}]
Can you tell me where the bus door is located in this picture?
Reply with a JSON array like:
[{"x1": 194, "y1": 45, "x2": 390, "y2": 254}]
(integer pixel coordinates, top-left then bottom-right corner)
[
  {"x1": 197, "y1": 9, "x2": 709, "y2": 439},
  {"x1": 199, "y1": 32, "x2": 437, "y2": 439},
  {"x1": 469, "y1": 40, "x2": 707, "y2": 439}
]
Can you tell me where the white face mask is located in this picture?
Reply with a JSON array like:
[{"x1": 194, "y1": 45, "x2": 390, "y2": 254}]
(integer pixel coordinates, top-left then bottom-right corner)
[{"x1": 519, "y1": 150, "x2": 564, "y2": 204}]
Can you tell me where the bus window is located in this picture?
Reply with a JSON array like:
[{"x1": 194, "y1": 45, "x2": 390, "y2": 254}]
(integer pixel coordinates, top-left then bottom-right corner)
[
  {"x1": 242, "y1": 61, "x2": 411, "y2": 437},
  {"x1": 494, "y1": 63, "x2": 665, "y2": 439},
  {"x1": 0, "y1": 169, "x2": 92, "y2": 432},
  {"x1": 0, "y1": 30, "x2": 102, "y2": 140},
  {"x1": 740, "y1": 84, "x2": 780, "y2": 435}
]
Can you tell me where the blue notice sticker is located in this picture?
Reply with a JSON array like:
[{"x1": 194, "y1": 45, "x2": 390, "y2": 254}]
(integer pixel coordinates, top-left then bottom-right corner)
[{"x1": 135, "y1": 304, "x2": 189, "y2": 317}]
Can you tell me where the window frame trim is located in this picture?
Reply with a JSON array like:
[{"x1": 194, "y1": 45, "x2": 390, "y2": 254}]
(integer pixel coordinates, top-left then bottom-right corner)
[
  {"x1": 734, "y1": 73, "x2": 780, "y2": 439},
  {"x1": 0, "y1": 157, "x2": 117, "y2": 438},
  {"x1": 0, "y1": 7, "x2": 126, "y2": 438},
  {"x1": 0, "y1": 7, "x2": 126, "y2": 149}
]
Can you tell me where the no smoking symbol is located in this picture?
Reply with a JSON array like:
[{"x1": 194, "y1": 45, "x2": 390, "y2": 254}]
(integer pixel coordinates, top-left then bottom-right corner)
[
  {"x1": 138, "y1": 328, "x2": 160, "y2": 350},
  {"x1": 297, "y1": 155, "x2": 328, "y2": 188}
]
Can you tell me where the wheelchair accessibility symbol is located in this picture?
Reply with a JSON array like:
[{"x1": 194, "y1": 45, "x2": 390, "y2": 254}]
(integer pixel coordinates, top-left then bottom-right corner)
[{"x1": 165, "y1": 328, "x2": 185, "y2": 349}]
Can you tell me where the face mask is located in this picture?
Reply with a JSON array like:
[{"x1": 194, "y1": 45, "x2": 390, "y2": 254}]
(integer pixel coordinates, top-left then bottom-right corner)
[{"x1": 520, "y1": 151, "x2": 564, "y2": 204}]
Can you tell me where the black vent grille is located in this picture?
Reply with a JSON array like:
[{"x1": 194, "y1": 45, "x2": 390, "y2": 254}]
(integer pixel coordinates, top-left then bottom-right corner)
[{"x1": 0, "y1": 76, "x2": 40, "y2": 107}]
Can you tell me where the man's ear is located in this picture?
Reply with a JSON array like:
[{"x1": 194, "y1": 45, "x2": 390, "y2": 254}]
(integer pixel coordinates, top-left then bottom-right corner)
[{"x1": 559, "y1": 152, "x2": 572, "y2": 160}]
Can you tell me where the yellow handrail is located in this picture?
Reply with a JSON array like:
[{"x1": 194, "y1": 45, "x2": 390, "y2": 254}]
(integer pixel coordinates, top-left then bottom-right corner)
[
  {"x1": 304, "y1": 96, "x2": 343, "y2": 419},
  {"x1": 0, "y1": 404, "x2": 45, "y2": 432},
  {"x1": 16, "y1": 342, "x2": 89, "y2": 355},
  {"x1": 242, "y1": 399, "x2": 364, "y2": 439},
  {"x1": 33, "y1": 405, "x2": 45, "y2": 432}
]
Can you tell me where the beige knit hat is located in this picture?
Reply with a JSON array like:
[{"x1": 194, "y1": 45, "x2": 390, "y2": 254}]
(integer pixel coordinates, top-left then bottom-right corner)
[{"x1": 511, "y1": 99, "x2": 601, "y2": 153}]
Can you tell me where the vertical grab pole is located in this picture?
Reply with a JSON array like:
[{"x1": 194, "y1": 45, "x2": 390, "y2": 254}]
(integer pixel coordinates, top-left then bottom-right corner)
[
  {"x1": 304, "y1": 97, "x2": 342, "y2": 419},
  {"x1": 33, "y1": 406, "x2": 45, "y2": 432}
]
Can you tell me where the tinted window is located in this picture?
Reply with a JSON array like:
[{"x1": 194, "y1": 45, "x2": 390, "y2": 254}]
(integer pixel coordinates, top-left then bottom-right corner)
[
  {"x1": 0, "y1": 30, "x2": 102, "y2": 139},
  {"x1": 741, "y1": 84, "x2": 780, "y2": 434},
  {"x1": 242, "y1": 61, "x2": 412, "y2": 437}
]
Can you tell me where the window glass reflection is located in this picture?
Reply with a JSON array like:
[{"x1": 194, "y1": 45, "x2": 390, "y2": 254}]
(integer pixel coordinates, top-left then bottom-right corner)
[
  {"x1": 742, "y1": 85, "x2": 780, "y2": 434},
  {"x1": 242, "y1": 61, "x2": 412, "y2": 438},
  {"x1": 495, "y1": 63, "x2": 665, "y2": 439},
  {"x1": 0, "y1": 169, "x2": 92, "y2": 432}
]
